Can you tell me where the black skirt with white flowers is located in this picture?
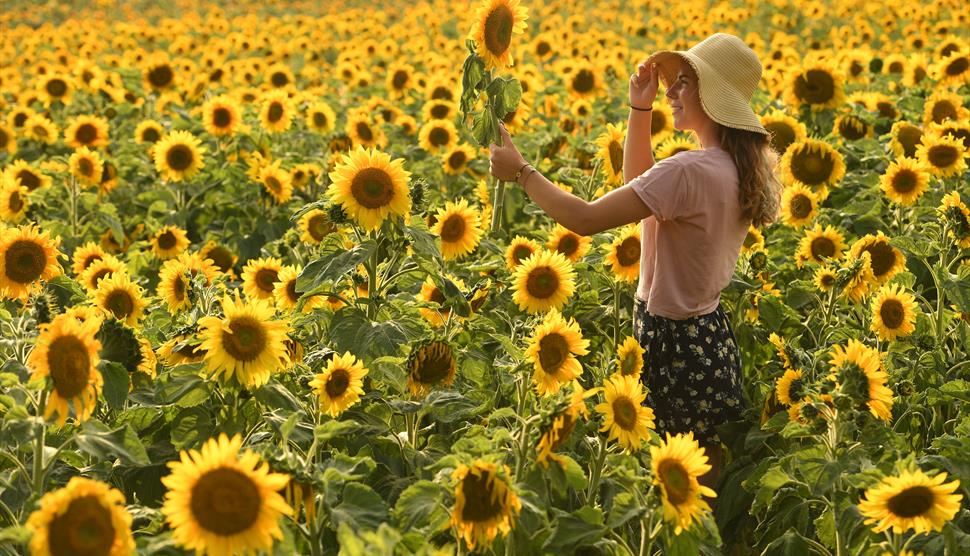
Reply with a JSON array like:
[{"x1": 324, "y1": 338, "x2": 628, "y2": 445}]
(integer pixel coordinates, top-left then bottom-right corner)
[{"x1": 632, "y1": 297, "x2": 747, "y2": 448}]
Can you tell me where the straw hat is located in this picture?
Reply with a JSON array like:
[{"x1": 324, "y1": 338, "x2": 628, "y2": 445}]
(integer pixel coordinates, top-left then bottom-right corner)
[{"x1": 645, "y1": 33, "x2": 768, "y2": 135}]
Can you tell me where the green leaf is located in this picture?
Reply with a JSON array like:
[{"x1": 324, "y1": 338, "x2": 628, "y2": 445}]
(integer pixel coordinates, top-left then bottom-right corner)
[
  {"x1": 424, "y1": 390, "x2": 483, "y2": 423},
  {"x1": 98, "y1": 360, "x2": 129, "y2": 410},
  {"x1": 336, "y1": 522, "x2": 401, "y2": 556},
  {"x1": 471, "y1": 109, "x2": 499, "y2": 148},
  {"x1": 296, "y1": 240, "x2": 377, "y2": 294},
  {"x1": 330, "y1": 482, "x2": 389, "y2": 532},
  {"x1": 606, "y1": 491, "x2": 642, "y2": 529},
  {"x1": 76, "y1": 421, "x2": 149, "y2": 466},
  {"x1": 170, "y1": 407, "x2": 213, "y2": 450},
  {"x1": 329, "y1": 308, "x2": 421, "y2": 359},
  {"x1": 939, "y1": 264, "x2": 970, "y2": 312},
  {"x1": 460, "y1": 53, "x2": 486, "y2": 114},
  {"x1": 759, "y1": 528, "x2": 810, "y2": 556},
  {"x1": 663, "y1": 526, "x2": 702, "y2": 556},
  {"x1": 486, "y1": 76, "x2": 522, "y2": 122},
  {"x1": 393, "y1": 480, "x2": 450, "y2": 533},
  {"x1": 890, "y1": 234, "x2": 939, "y2": 258},
  {"x1": 0, "y1": 525, "x2": 31, "y2": 545},
  {"x1": 255, "y1": 380, "x2": 302, "y2": 411},
  {"x1": 156, "y1": 364, "x2": 210, "y2": 407},
  {"x1": 542, "y1": 507, "x2": 605, "y2": 551}
]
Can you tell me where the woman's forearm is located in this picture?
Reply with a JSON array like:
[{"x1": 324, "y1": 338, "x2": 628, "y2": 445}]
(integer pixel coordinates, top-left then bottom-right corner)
[
  {"x1": 624, "y1": 109, "x2": 655, "y2": 182},
  {"x1": 517, "y1": 170, "x2": 594, "y2": 235}
]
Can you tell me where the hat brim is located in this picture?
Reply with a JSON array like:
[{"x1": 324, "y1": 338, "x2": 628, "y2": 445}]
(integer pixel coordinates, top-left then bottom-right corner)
[{"x1": 645, "y1": 50, "x2": 769, "y2": 136}]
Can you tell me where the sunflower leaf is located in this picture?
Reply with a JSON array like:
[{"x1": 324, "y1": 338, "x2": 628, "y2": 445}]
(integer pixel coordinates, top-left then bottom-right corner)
[
  {"x1": 75, "y1": 420, "x2": 149, "y2": 466},
  {"x1": 297, "y1": 240, "x2": 377, "y2": 294},
  {"x1": 471, "y1": 109, "x2": 500, "y2": 148},
  {"x1": 487, "y1": 76, "x2": 522, "y2": 121},
  {"x1": 330, "y1": 482, "x2": 390, "y2": 532},
  {"x1": 98, "y1": 360, "x2": 129, "y2": 410},
  {"x1": 392, "y1": 480, "x2": 450, "y2": 533}
]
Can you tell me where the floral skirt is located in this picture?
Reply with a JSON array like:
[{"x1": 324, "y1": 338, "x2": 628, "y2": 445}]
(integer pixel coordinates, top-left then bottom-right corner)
[{"x1": 632, "y1": 297, "x2": 746, "y2": 448}]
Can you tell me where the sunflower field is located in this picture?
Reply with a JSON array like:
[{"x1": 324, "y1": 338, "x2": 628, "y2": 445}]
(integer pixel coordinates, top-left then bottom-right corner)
[{"x1": 1, "y1": 0, "x2": 969, "y2": 554}]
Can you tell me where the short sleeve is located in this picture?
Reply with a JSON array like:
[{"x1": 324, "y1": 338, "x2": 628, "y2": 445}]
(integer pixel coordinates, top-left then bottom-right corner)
[{"x1": 627, "y1": 156, "x2": 690, "y2": 222}]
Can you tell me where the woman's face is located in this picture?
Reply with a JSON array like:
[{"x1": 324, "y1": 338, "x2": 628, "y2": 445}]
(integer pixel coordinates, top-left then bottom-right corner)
[{"x1": 665, "y1": 61, "x2": 707, "y2": 132}]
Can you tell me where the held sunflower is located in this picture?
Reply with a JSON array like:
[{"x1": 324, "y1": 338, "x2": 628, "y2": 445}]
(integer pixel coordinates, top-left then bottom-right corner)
[
  {"x1": 28, "y1": 313, "x2": 103, "y2": 426},
  {"x1": 450, "y1": 460, "x2": 522, "y2": 550},
  {"x1": 595, "y1": 373, "x2": 655, "y2": 452},
  {"x1": 309, "y1": 351, "x2": 368, "y2": 417},
  {"x1": 524, "y1": 308, "x2": 590, "y2": 395},
  {"x1": 511, "y1": 249, "x2": 576, "y2": 314},
  {"x1": 650, "y1": 432, "x2": 717, "y2": 535},
  {"x1": 468, "y1": 0, "x2": 529, "y2": 71},
  {"x1": 858, "y1": 468, "x2": 963, "y2": 534},
  {"x1": 431, "y1": 198, "x2": 483, "y2": 260},
  {"x1": 327, "y1": 146, "x2": 412, "y2": 232}
]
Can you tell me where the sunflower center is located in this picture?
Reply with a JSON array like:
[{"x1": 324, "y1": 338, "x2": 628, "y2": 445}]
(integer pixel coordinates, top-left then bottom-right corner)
[
  {"x1": 791, "y1": 148, "x2": 834, "y2": 186},
  {"x1": 526, "y1": 266, "x2": 560, "y2": 299},
  {"x1": 148, "y1": 65, "x2": 174, "y2": 88},
  {"x1": 212, "y1": 107, "x2": 232, "y2": 128},
  {"x1": 173, "y1": 275, "x2": 186, "y2": 301},
  {"x1": 48, "y1": 335, "x2": 91, "y2": 399},
  {"x1": 157, "y1": 231, "x2": 177, "y2": 250},
  {"x1": 47, "y1": 494, "x2": 115, "y2": 556},
  {"x1": 651, "y1": 112, "x2": 668, "y2": 135},
  {"x1": 790, "y1": 194, "x2": 813, "y2": 219},
  {"x1": 616, "y1": 237, "x2": 641, "y2": 267},
  {"x1": 657, "y1": 459, "x2": 691, "y2": 505},
  {"x1": 536, "y1": 41, "x2": 551, "y2": 56},
  {"x1": 448, "y1": 150, "x2": 467, "y2": 169},
  {"x1": 350, "y1": 167, "x2": 395, "y2": 209},
  {"x1": 549, "y1": 413, "x2": 578, "y2": 451},
  {"x1": 886, "y1": 485, "x2": 934, "y2": 518},
  {"x1": 265, "y1": 176, "x2": 282, "y2": 194},
  {"x1": 355, "y1": 122, "x2": 373, "y2": 142},
  {"x1": 206, "y1": 246, "x2": 234, "y2": 273},
  {"x1": 412, "y1": 343, "x2": 454, "y2": 386},
  {"x1": 76, "y1": 123, "x2": 98, "y2": 144},
  {"x1": 4, "y1": 239, "x2": 47, "y2": 284},
  {"x1": 460, "y1": 471, "x2": 503, "y2": 522},
  {"x1": 838, "y1": 117, "x2": 867, "y2": 140},
  {"x1": 440, "y1": 214, "x2": 466, "y2": 243},
  {"x1": 483, "y1": 5, "x2": 514, "y2": 57},
  {"x1": 46, "y1": 78, "x2": 68, "y2": 98},
  {"x1": 17, "y1": 169, "x2": 41, "y2": 191},
  {"x1": 556, "y1": 234, "x2": 579, "y2": 257},
  {"x1": 308, "y1": 214, "x2": 333, "y2": 241},
  {"x1": 166, "y1": 145, "x2": 194, "y2": 171},
  {"x1": 794, "y1": 69, "x2": 835, "y2": 104},
  {"x1": 621, "y1": 352, "x2": 639, "y2": 375},
  {"x1": 876, "y1": 102, "x2": 896, "y2": 119},
  {"x1": 283, "y1": 280, "x2": 298, "y2": 303},
  {"x1": 927, "y1": 144, "x2": 958, "y2": 169},
  {"x1": 104, "y1": 290, "x2": 135, "y2": 320},
  {"x1": 945, "y1": 56, "x2": 969, "y2": 76},
  {"x1": 538, "y1": 333, "x2": 570, "y2": 375},
  {"x1": 428, "y1": 127, "x2": 450, "y2": 147},
  {"x1": 80, "y1": 157, "x2": 97, "y2": 177},
  {"x1": 267, "y1": 102, "x2": 284, "y2": 123},
  {"x1": 392, "y1": 70, "x2": 408, "y2": 89},
  {"x1": 930, "y1": 102, "x2": 956, "y2": 124},
  {"x1": 431, "y1": 104, "x2": 450, "y2": 119},
  {"x1": 312, "y1": 112, "x2": 328, "y2": 128},
  {"x1": 142, "y1": 127, "x2": 161, "y2": 143},
  {"x1": 608, "y1": 140, "x2": 623, "y2": 175},
  {"x1": 271, "y1": 71, "x2": 289, "y2": 88},
  {"x1": 190, "y1": 467, "x2": 261, "y2": 536},
  {"x1": 325, "y1": 368, "x2": 351, "y2": 398},
  {"x1": 250, "y1": 269, "x2": 277, "y2": 294},
  {"x1": 860, "y1": 241, "x2": 896, "y2": 278},
  {"x1": 879, "y1": 299, "x2": 905, "y2": 329},
  {"x1": 572, "y1": 69, "x2": 595, "y2": 94},
  {"x1": 512, "y1": 245, "x2": 533, "y2": 265},
  {"x1": 612, "y1": 396, "x2": 638, "y2": 430},
  {"x1": 891, "y1": 169, "x2": 917, "y2": 193},
  {"x1": 221, "y1": 316, "x2": 268, "y2": 362},
  {"x1": 765, "y1": 122, "x2": 796, "y2": 154},
  {"x1": 8, "y1": 190, "x2": 23, "y2": 212}
]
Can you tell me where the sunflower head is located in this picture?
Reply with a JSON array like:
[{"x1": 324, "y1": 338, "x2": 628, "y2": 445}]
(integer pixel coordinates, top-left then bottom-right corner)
[
  {"x1": 28, "y1": 313, "x2": 103, "y2": 425},
  {"x1": 0, "y1": 224, "x2": 63, "y2": 302},
  {"x1": 406, "y1": 339, "x2": 457, "y2": 397},
  {"x1": 780, "y1": 184, "x2": 818, "y2": 228},
  {"x1": 849, "y1": 231, "x2": 905, "y2": 286},
  {"x1": 511, "y1": 249, "x2": 576, "y2": 314},
  {"x1": 780, "y1": 138, "x2": 846, "y2": 195},
  {"x1": 468, "y1": 0, "x2": 530, "y2": 71},
  {"x1": 760, "y1": 109, "x2": 807, "y2": 156},
  {"x1": 450, "y1": 460, "x2": 522, "y2": 550},
  {"x1": 650, "y1": 431, "x2": 717, "y2": 535},
  {"x1": 525, "y1": 308, "x2": 590, "y2": 395},
  {"x1": 603, "y1": 225, "x2": 641, "y2": 282},
  {"x1": 594, "y1": 373, "x2": 655, "y2": 452},
  {"x1": 94, "y1": 272, "x2": 147, "y2": 327},
  {"x1": 870, "y1": 283, "x2": 917, "y2": 342},
  {"x1": 505, "y1": 235, "x2": 541, "y2": 270},
  {"x1": 827, "y1": 339, "x2": 892, "y2": 421},
  {"x1": 152, "y1": 130, "x2": 206, "y2": 182},
  {"x1": 615, "y1": 335, "x2": 645, "y2": 378},
  {"x1": 431, "y1": 198, "x2": 483, "y2": 260},
  {"x1": 785, "y1": 61, "x2": 846, "y2": 111},
  {"x1": 879, "y1": 157, "x2": 930, "y2": 206},
  {"x1": 858, "y1": 468, "x2": 963, "y2": 534},
  {"x1": 327, "y1": 146, "x2": 412, "y2": 232},
  {"x1": 309, "y1": 351, "x2": 368, "y2": 417}
]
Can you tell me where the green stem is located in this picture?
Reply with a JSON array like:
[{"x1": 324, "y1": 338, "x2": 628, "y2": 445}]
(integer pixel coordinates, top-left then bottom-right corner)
[
  {"x1": 612, "y1": 279, "x2": 621, "y2": 348},
  {"x1": 490, "y1": 175, "x2": 506, "y2": 233},
  {"x1": 585, "y1": 438, "x2": 609, "y2": 505},
  {"x1": 69, "y1": 176, "x2": 78, "y2": 237},
  {"x1": 33, "y1": 390, "x2": 48, "y2": 497},
  {"x1": 513, "y1": 375, "x2": 530, "y2": 477},
  {"x1": 366, "y1": 236, "x2": 380, "y2": 320}
]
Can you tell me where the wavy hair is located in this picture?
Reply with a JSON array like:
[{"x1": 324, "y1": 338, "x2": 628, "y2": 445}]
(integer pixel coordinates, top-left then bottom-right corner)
[{"x1": 716, "y1": 125, "x2": 782, "y2": 229}]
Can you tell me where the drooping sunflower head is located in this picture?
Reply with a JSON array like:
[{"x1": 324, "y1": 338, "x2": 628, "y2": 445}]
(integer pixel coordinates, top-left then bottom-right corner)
[
  {"x1": 161, "y1": 434, "x2": 292, "y2": 555},
  {"x1": 94, "y1": 271, "x2": 147, "y2": 327},
  {"x1": 780, "y1": 138, "x2": 846, "y2": 195},
  {"x1": 649, "y1": 431, "x2": 717, "y2": 535},
  {"x1": 505, "y1": 235, "x2": 541, "y2": 271},
  {"x1": 834, "y1": 113, "x2": 872, "y2": 141},
  {"x1": 546, "y1": 224, "x2": 590, "y2": 263},
  {"x1": 309, "y1": 351, "x2": 368, "y2": 417},
  {"x1": 849, "y1": 231, "x2": 906, "y2": 286},
  {"x1": 511, "y1": 249, "x2": 576, "y2": 314},
  {"x1": 0, "y1": 224, "x2": 63, "y2": 302},
  {"x1": 838, "y1": 251, "x2": 876, "y2": 304},
  {"x1": 151, "y1": 225, "x2": 190, "y2": 260},
  {"x1": 450, "y1": 460, "x2": 522, "y2": 550},
  {"x1": 431, "y1": 198, "x2": 483, "y2": 261},
  {"x1": 525, "y1": 308, "x2": 590, "y2": 395},
  {"x1": 594, "y1": 373, "x2": 655, "y2": 453},
  {"x1": 152, "y1": 130, "x2": 206, "y2": 182},
  {"x1": 327, "y1": 146, "x2": 412, "y2": 232},
  {"x1": 760, "y1": 109, "x2": 807, "y2": 156},
  {"x1": 780, "y1": 183, "x2": 818, "y2": 229},
  {"x1": 468, "y1": 0, "x2": 529, "y2": 71},
  {"x1": 406, "y1": 339, "x2": 457, "y2": 397},
  {"x1": 27, "y1": 313, "x2": 103, "y2": 426},
  {"x1": 889, "y1": 121, "x2": 923, "y2": 160},
  {"x1": 857, "y1": 468, "x2": 963, "y2": 534},
  {"x1": 535, "y1": 381, "x2": 596, "y2": 467},
  {"x1": 616, "y1": 335, "x2": 645, "y2": 378},
  {"x1": 827, "y1": 339, "x2": 893, "y2": 421},
  {"x1": 870, "y1": 283, "x2": 917, "y2": 342},
  {"x1": 741, "y1": 224, "x2": 765, "y2": 255},
  {"x1": 603, "y1": 224, "x2": 641, "y2": 283}
]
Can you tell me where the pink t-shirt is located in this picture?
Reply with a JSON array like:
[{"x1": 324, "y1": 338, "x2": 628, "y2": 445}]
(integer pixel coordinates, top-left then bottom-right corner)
[{"x1": 628, "y1": 147, "x2": 751, "y2": 320}]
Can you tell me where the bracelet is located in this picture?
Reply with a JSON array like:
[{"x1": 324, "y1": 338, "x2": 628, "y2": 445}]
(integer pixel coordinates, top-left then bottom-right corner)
[
  {"x1": 520, "y1": 166, "x2": 537, "y2": 191},
  {"x1": 629, "y1": 104, "x2": 653, "y2": 112},
  {"x1": 513, "y1": 162, "x2": 530, "y2": 182}
]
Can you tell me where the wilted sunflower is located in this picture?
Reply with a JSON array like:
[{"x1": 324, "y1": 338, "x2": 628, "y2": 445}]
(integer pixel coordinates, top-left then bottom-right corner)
[
  {"x1": 258, "y1": 160, "x2": 293, "y2": 204},
  {"x1": 3, "y1": 159, "x2": 51, "y2": 192},
  {"x1": 26, "y1": 476, "x2": 135, "y2": 556},
  {"x1": 595, "y1": 373, "x2": 655, "y2": 452},
  {"x1": 512, "y1": 249, "x2": 576, "y2": 313},
  {"x1": 546, "y1": 224, "x2": 590, "y2": 263},
  {"x1": 849, "y1": 231, "x2": 906, "y2": 286},
  {"x1": 536, "y1": 381, "x2": 595, "y2": 468},
  {"x1": 310, "y1": 351, "x2": 368, "y2": 417},
  {"x1": 431, "y1": 198, "x2": 483, "y2": 260},
  {"x1": 0, "y1": 224, "x2": 62, "y2": 301},
  {"x1": 241, "y1": 256, "x2": 283, "y2": 301},
  {"x1": 28, "y1": 313, "x2": 102, "y2": 425},
  {"x1": 938, "y1": 192, "x2": 970, "y2": 248},
  {"x1": 69, "y1": 146, "x2": 104, "y2": 187},
  {"x1": 857, "y1": 468, "x2": 963, "y2": 535},
  {"x1": 889, "y1": 121, "x2": 923, "y2": 160},
  {"x1": 161, "y1": 434, "x2": 292, "y2": 556},
  {"x1": 870, "y1": 283, "x2": 917, "y2": 342},
  {"x1": 784, "y1": 60, "x2": 845, "y2": 111},
  {"x1": 259, "y1": 90, "x2": 293, "y2": 134},
  {"x1": 879, "y1": 157, "x2": 930, "y2": 206},
  {"x1": 450, "y1": 460, "x2": 522, "y2": 550},
  {"x1": 151, "y1": 225, "x2": 190, "y2": 260},
  {"x1": 418, "y1": 119, "x2": 458, "y2": 153},
  {"x1": 134, "y1": 119, "x2": 164, "y2": 145},
  {"x1": 650, "y1": 431, "x2": 717, "y2": 535},
  {"x1": 775, "y1": 368, "x2": 805, "y2": 406},
  {"x1": 780, "y1": 184, "x2": 818, "y2": 228},
  {"x1": 94, "y1": 272, "x2": 148, "y2": 327},
  {"x1": 198, "y1": 293, "x2": 289, "y2": 388},
  {"x1": 615, "y1": 335, "x2": 645, "y2": 378},
  {"x1": 468, "y1": 0, "x2": 529, "y2": 71},
  {"x1": 796, "y1": 223, "x2": 846, "y2": 267},
  {"x1": 525, "y1": 308, "x2": 590, "y2": 395},
  {"x1": 655, "y1": 136, "x2": 699, "y2": 160},
  {"x1": 153, "y1": 130, "x2": 206, "y2": 182},
  {"x1": 827, "y1": 339, "x2": 893, "y2": 421},
  {"x1": 761, "y1": 109, "x2": 807, "y2": 156},
  {"x1": 505, "y1": 235, "x2": 541, "y2": 270},
  {"x1": 593, "y1": 122, "x2": 626, "y2": 187},
  {"x1": 406, "y1": 339, "x2": 457, "y2": 397},
  {"x1": 202, "y1": 94, "x2": 243, "y2": 137},
  {"x1": 327, "y1": 146, "x2": 411, "y2": 232},
  {"x1": 441, "y1": 143, "x2": 478, "y2": 175},
  {"x1": 916, "y1": 131, "x2": 967, "y2": 178},
  {"x1": 306, "y1": 101, "x2": 336, "y2": 134},
  {"x1": 603, "y1": 225, "x2": 641, "y2": 282},
  {"x1": 780, "y1": 138, "x2": 846, "y2": 197},
  {"x1": 0, "y1": 178, "x2": 29, "y2": 222},
  {"x1": 65, "y1": 114, "x2": 110, "y2": 149}
]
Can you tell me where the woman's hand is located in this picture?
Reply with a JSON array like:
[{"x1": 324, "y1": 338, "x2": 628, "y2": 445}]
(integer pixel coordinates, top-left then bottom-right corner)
[
  {"x1": 629, "y1": 61, "x2": 659, "y2": 109},
  {"x1": 488, "y1": 124, "x2": 528, "y2": 182}
]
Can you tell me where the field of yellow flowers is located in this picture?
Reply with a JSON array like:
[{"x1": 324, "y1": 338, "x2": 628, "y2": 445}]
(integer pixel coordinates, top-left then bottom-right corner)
[{"x1": 1, "y1": 0, "x2": 968, "y2": 554}]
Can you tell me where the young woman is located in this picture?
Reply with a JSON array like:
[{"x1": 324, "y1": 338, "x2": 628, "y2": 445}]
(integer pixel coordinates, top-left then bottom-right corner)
[{"x1": 488, "y1": 32, "x2": 781, "y2": 491}]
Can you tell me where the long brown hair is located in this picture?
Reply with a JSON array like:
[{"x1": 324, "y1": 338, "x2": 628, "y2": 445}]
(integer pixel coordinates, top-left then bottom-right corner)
[{"x1": 717, "y1": 125, "x2": 781, "y2": 229}]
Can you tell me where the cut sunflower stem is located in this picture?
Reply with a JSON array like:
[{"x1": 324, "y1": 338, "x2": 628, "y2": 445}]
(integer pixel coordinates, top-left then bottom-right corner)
[{"x1": 490, "y1": 175, "x2": 506, "y2": 233}]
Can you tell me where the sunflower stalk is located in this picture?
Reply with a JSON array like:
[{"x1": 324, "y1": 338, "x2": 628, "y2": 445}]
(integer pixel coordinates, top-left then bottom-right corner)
[
  {"x1": 933, "y1": 222, "x2": 950, "y2": 347},
  {"x1": 585, "y1": 436, "x2": 609, "y2": 506},
  {"x1": 32, "y1": 390, "x2": 48, "y2": 497},
  {"x1": 490, "y1": 175, "x2": 506, "y2": 233}
]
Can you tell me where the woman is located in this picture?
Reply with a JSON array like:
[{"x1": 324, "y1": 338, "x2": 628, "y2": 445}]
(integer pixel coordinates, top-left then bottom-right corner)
[{"x1": 488, "y1": 32, "x2": 781, "y2": 490}]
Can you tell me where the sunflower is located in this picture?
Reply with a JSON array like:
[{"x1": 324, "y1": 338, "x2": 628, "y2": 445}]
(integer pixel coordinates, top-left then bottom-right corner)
[
  {"x1": 306, "y1": 101, "x2": 336, "y2": 134},
  {"x1": 595, "y1": 373, "x2": 655, "y2": 452},
  {"x1": 431, "y1": 198, "x2": 483, "y2": 260},
  {"x1": 161, "y1": 434, "x2": 292, "y2": 556},
  {"x1": 0, "y1": 122, "x2": 15, "y2": 155},
  {"x1": 827, "y1": 339, "x2": 893, "y2": 421},
  {"x1": 784, "y1": 60, "x2": 845, "y2": 111},
  {"x1": 849, "y1": 231, "x2": 906, "y2": 286},
  {"x1": 65, "y1": 114, "x2": 110, "y2": 149},
  {"x1": 424, "y1": 99, "x2": 458, "y2": 122},
  {"x1": 450, "y1": 460, "x2": 522, "y2": 550},
  {"x1": 647, "y1": 101, "x2": 675, "y2": 145},
  {"x1": 780, "y1": 138, "x2": 846, "y2": 197},
  {"x1": 273, "y1": 265, "x2": 326, "y2": 314},
  {"x1": 142, "y1": 54, "x2": 177, "y2": 92},
  {"x1": 814, "y1": 266, "x2": 837, "y2": 292},
  {"x1": 202, "y1": 94, "x2": 243, "y2": 137},
  {"x1": 79, "y1": 255, "x2": 126, "y2": 292},
  {"x1": 870, "y1": 283, "x2": 917, "y2": 342},
  {"x1": 94, "y1": 272, "x2": 147, "y2": 327},
  {"x1": 839, "y1": 252, "x2": 877, "y2": 304},
  {"x1": 932, "y1": 121, "x2": 970, "y2": 153},
  {"x1": 536, "y1": 381, "x2": 595, "y2": 468},
  {"x1": 857, "y1": 468, "x2": 963, "y2": 535},
  {"x1": 468, "y1": 0, "x2": 529, "y2": 71},
  {"x1": 650, "y1": 431, "x2": 717, "y2": 535},
  {"x1": 28, "y1": 313, "x2": 102, "y2": 425},
  {"x1": 889, "y1": 121, "x2": 923, "y2": 160},
  {"x1": 565, "y1": 60, "x2": 602, "y2": 99},
  {"x1": 258, "y1": 160, "x2": 293, "y2": 204},
  {"x1": 327, "y1": 146, "x2": 411, "y2": 232},
  {"x1": 775, "y1": 368, "x2": 805, "y2": 406},
  {"x1": 69, "y1": 147, "x2": 104, "y2": 187},
  {"x1": 603, "y1": 225, "x2": 641, "y2": 282},
  {"x1": 200, "y1": 240, "x2": 238, "y2": 278},
  {"x1": 153, "y1": 130, "x2": 206, "y2": 182},
  {"x1": 655, "y1": 136, "x2": 699, "y2": 160},
  {"x1": 310, "y1": 351, "x2": 368, "y2": 417},
  {"x1": 406, "y1": 339, "x2": 457, "y2": 397},
  {"x1": 0, "y1": 178, "x2": 28, "y2": 222},
  {"x1": 760, "y1": 109, "x2": 807, "y2": 156},
  {"x1": 741, "y1": 224, "x2": 765, "y2": 254},
  {"x1": 158, "y1": 334, "x2": 207, "y2": 366},
  {"x1": 796, "y1": 223, "x2": 846, "y2": 267},
  {"x1": 594, "y1": 122, "x2": 625, "y2": 187},
  {"x1": 833, "y1": 113, "x2": 872, "y2": 141},
  {"x1": 259, "y1": 90, "x2": 293, "y2": 134},
  {"x1": 23, "y1": 114, "x2": 58, "y2": 145},
  {"x1": 38, "y1": 73, "x2": 74, "y2": 106},
  {"x1": 525, "y1": 308, "x2": 590, "y2": 395},
  {"x1": 442, "y1": 143, "x2": 478, "y2": 175},
  {"x1": 157, "y1": 260, "x2": 194, "y2": 313},
  {"x1": 25, "y1": 476, "x2": 135, "y2": 556},
  {"x1": 511, "y1": 249, "x2": 576, "y2": 314},
  {"x1": 938, "y1": 192, "x2": 970, "y2": 248},
  {"x1": 780, "y1": 184, "x2": 819, "y2": 228},
  {"x1": 877, "y1": 157, "x2": 930, "y2": 207},
  {"x1": 931, "y1": 50, "x2": 970, "y2": 87},
  {"x1": 151, "y1": 225, "x2": 190, "y2": 260},
  {"x1": 385, "y1": 62, "x2": 415, "y2": 99},
  {"x1": 616, "y1": 335, "x2": 645, "y2": 378},
  {"x1": 916, "y1": 131, "x2": 967, "y2": 178},
  {"x1": 417, "y1": 275, "x2": 468, "y2": 327},
  {"x1": 134, "y1": 119, "x2": 164, "y2": 145},
  {"x1": 298, "y1": 209, "x2": 334, "y2": 245},
  {"x1": 505, "y1": 235, "x2": 541, "y2": 270},
  {"x1": 922, "y1": 89, "x2": 968, "y2": 127},
  {"x1": 546, "y1": 224, "x2": 591, "y2": 263},
  {"x1": 198, "y1": 293, "x2": 289, "y2": 388},
  {"x1": 3, "y1": 159, "x2": 51, "y2": 192},
  {"x1": 418, "y1": 119, "x2": 458, "y2": 153},
  {"x1": 241, "y1": 256, "x2": 283, "y2": 301},
  {"x1": 345, "y1": 112, "x2": 387, "y2": 149},
  {"x1": 0, "y1": 224, "x2": 62, "y2": 302}
]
